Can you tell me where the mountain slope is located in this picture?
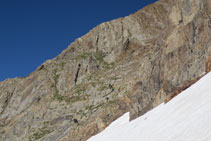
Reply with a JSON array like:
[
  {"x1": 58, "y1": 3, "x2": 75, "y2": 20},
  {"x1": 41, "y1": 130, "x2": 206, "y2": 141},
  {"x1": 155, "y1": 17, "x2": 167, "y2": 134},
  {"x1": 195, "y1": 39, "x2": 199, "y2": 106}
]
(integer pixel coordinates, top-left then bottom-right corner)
[
  {"x1": 0, "y1": 0, "x2": 211, "y2": 140},
  {"x1": 89, "y1": 72, "x2": 211, "y2": 141}
]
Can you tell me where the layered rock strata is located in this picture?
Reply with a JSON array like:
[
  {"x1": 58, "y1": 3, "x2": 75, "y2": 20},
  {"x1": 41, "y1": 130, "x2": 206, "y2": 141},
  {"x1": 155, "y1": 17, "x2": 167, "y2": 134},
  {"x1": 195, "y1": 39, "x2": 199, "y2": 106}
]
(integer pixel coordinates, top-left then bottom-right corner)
[{"x1": 0, "y1": 0, "x2": 211, "y2": 140}]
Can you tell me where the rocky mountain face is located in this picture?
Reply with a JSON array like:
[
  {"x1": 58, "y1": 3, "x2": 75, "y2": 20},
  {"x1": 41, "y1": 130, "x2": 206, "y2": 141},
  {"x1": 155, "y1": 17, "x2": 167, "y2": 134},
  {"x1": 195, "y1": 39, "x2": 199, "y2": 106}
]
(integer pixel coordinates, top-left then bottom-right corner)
[{"x1": 0, "y1": 0, "x2": 211, "y2": 140}]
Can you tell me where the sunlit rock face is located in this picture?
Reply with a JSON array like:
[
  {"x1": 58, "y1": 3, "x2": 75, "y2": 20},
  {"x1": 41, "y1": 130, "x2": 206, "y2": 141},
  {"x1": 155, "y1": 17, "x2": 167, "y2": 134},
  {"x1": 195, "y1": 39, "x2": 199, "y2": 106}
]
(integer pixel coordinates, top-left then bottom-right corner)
[{"x1": 0, "y1": 0, "x2": 211, "y2": 140}]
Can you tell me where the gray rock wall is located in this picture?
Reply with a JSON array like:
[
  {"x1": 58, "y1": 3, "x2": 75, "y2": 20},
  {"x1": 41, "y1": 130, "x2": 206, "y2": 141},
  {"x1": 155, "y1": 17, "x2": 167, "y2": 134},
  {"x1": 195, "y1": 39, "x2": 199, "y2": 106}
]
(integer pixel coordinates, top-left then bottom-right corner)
[{"x1": 0, "y1": 0, "x2": 211, "y2": 140}]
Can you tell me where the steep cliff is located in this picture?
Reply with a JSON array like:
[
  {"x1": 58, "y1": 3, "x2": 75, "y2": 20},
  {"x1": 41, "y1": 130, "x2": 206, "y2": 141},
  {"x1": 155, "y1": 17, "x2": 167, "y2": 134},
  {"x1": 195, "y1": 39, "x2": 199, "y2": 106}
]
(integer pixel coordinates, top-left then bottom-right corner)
[{"x1": 0, "y1": 0, "x2": 211, "y2": 140}]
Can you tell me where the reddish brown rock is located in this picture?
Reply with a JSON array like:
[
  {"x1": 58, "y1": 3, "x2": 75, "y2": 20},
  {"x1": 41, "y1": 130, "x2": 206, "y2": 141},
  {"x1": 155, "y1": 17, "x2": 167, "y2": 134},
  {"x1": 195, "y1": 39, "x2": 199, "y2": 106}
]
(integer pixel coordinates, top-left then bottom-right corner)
[
  {"x1": 206, "y1": 57, "x2": 211, "y2": 73},
  {"x1": 164, "y1": 74, "x2": 205, "y2": 104}
]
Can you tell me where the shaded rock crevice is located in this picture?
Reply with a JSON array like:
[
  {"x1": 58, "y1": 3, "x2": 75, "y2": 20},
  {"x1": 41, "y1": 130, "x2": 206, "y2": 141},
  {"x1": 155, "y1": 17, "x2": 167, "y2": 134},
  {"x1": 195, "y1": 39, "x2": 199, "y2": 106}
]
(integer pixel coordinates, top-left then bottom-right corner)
[{"x1": 74, "y1": 64, "x2": 81, "y2": 85}]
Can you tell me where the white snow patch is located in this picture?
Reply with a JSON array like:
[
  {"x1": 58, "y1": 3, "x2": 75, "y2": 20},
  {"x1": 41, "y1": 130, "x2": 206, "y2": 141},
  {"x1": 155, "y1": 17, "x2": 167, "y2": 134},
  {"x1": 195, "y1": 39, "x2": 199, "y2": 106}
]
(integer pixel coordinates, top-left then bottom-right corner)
[
  {"x1": 105, "y1": 112, "x2": 130, "y2": 130},
  {"x1": 88, "y1": 72, "x2": 211, "y2": 141}
]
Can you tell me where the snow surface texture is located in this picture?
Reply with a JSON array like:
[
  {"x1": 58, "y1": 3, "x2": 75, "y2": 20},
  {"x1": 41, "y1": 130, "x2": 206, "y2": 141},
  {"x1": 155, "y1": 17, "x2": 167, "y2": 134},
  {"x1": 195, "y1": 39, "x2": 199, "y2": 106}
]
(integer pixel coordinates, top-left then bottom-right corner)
[{"x1": 88, "y1": 72, "x2": 211, "y2": 141}]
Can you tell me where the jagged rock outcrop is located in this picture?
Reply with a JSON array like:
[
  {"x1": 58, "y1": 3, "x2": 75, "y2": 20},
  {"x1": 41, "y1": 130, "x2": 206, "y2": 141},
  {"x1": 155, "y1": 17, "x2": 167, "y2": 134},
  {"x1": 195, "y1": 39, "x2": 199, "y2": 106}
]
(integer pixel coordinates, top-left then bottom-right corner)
[{"x1": 0, "y1": 0, "x2": 211, "y2": 140}]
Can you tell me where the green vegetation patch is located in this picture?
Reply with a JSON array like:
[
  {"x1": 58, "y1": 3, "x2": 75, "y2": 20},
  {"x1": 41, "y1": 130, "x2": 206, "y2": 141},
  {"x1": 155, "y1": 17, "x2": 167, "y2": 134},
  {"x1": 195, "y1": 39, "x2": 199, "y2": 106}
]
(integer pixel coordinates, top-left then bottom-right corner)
[
  {"x1": 72, "y1": 84, "x2": 86, "y2": 95},
  {"x1": 94, "y1": 51, "x2": 106, "y2": 62},
  {"x1": 103, "y1": 62, "x2": 115, "y2": 69},
  {"x1": 53, "y1": 80, "x2": 88, "y2": 103},
  {"x1": 97, "y1": 84, "x2": 108, "y2": 92},
  {"x1": 57, "y1": 61, "x2": 66, "y2": 69},
  {"x1": 74, "y1": 52, "x2": 91, "y2": 60},
  {"x1": 106, "y1": 99, "x2": 119, "y2": 106},
  {"x1": 85, "y1": 103, "x2": 104, "y2": 112},
  {"x1": 74, "y1": 51, "x2": 106, "y2": 62},
  {"x1": 0, "y1": 123, "x2": 4, "y2": 128},
  {"x1": 54, "y1": 92, "x2": 86, "y2": 103},
  {"x1": 52, "y1": 68, "x2": 60, "y2": 85},
  {"x1": 86, "y1": 71, "x2": 101, "y2": 81},
  {"x1": 29, "y1": 126, "x2": 53, "y2": 140},
  {"x1": 77, "y1": 109, "x2": 87, "y2": 118}
]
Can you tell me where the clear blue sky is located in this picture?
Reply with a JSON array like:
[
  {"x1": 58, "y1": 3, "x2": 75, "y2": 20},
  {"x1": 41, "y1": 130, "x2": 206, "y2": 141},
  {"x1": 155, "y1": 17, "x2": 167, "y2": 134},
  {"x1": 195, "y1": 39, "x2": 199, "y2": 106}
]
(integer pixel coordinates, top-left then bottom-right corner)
[{"x1": 0, "y1": 0, "x2": 157, "y2": 81}]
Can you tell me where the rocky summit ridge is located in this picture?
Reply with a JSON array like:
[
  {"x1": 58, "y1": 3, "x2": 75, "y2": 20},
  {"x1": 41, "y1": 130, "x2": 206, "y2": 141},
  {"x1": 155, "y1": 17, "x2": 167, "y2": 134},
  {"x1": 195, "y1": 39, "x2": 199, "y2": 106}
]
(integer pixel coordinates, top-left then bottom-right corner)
[{"x1": 1, "y1": 0, "x2": 211, "y2": 140}]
